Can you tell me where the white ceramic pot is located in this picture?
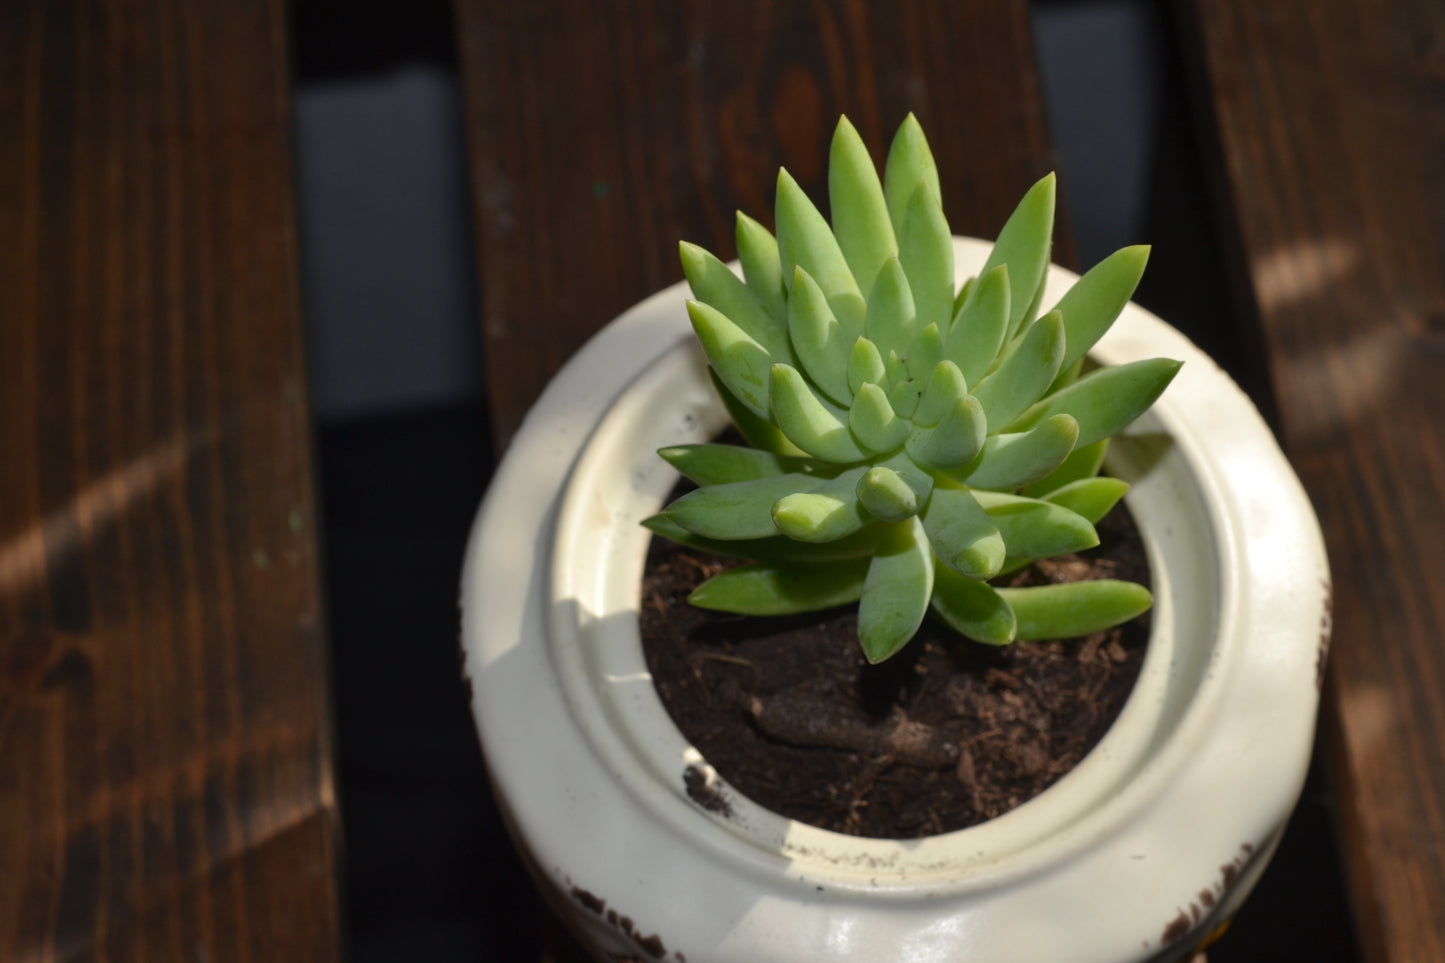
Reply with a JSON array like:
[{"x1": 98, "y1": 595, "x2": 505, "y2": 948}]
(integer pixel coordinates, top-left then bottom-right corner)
[{"x1": 460, "y1": 238, "x2": 1330, "y2": 963}]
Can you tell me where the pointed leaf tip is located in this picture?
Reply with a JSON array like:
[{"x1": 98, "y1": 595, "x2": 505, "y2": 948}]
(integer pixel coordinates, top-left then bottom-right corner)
[
  {"x1": 961, "y1": 413, "x2": 1080, "y2": 492},
  {"x1": 830, "y1": 115, "x2": 898, "y2": 296},
  {"x1": 735, "y1": 211, "x2": 788, "y2": 321},
  {"x1": 681, "y1": 244, "x2": 792, "y2": 364},
  {"x1": 1009, "y1": 357, "x2": 1182, "y2": 447},
  {"x1": 948, "y1": 263, "x2": 1011, "y2": 385},
  {"x1": 981, "y1": 172, "x2": 1057, "y2": 337},
  {"x1": 971, "y1": 309, "x2": 1065, "y2": 429},
  {"x1": 865, "y1": 256, "x2": 917, "y2": 361},
  {"x1": 777, "y1": 165, "x2": 860, "y2": 305},
  {"x1": 884, "y1": 115, "x2": 940, "y2": 239},
  {"x1": 898, "y1": 181, "x2": 953, "y2": 332},
  {"x1": 1050, "y1": 243, "x2": 1153, "y2": 372},
  {"x1": 788, "y1": 266, "x2": 853, "y2": 405}
]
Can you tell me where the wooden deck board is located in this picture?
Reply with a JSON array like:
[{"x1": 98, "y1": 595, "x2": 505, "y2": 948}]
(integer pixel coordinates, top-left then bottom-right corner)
[
  {"x1": 0, "y1": 1, "x2": 342, "y2": 959},
  {"x1": 1184, "y1": 1, "x2": 1445, "y2": 959}
]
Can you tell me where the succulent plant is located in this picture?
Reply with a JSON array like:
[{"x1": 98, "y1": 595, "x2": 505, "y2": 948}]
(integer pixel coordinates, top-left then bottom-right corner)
[{"x1": 645, "y1": 114, "x2": 1180, "y2": 664}]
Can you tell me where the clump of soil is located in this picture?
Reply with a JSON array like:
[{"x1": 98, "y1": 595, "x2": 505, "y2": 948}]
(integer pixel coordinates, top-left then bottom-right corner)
[{"x1": 639, "y1": 503, "x2": 1151, "y2": 839}]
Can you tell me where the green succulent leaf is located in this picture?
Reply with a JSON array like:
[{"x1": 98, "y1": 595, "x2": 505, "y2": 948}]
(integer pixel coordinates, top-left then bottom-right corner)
[
  {"x1": 906, "y1": 393, "x2": 987, "y2": 470},
  {"x1": 1044, "y1": 356, "x2": 1085, "y2": 396},
  {"x1": 829, "y1": 116, "x2": 898, "y2": 297},
  {"x1": 663, "y1": 472, "x2": 817, "y2": 539},
  {"x1": 1040, "y1": 476, "x2": 1129, "y2": 524},
  {"x1": 847, "y1": 337, "x2": 888, "y2": 396},
  {"x1": 643, "y1": 513, "x2": 881, "y2": 563},
  {"x1": 664, "y1": 116, "x2": 1176, "y2": 663},
  {"x1": 735, "y1": 211, "x2": 787, "y2": 321},
  {"x1": 998, "y1": 580, "x2": 1152, "y2": 640},
  {"x1": 884, "y1": 349, "x2": 907, "y2": 380},
  {"x1": 688, "y1": 300, "x2": 774, "y2": 419},
  {"x1": 971, "y1": 309, "x2": 1065, "y2": 429},
  {"x1": 897, "y1": 182, "x2": 954, "y2": 333},
  {"x1": 1023, "y1": 438, "x2": 1109, "y2": 497},
  {"x1": 708, "y1": 368, "x2": 809, "y2": 457},
  {"x1": 680, "y1": 241, "x2": 793, "y2": 364},
  {"x1": 883, "y1": 350, "x2": 913, "y2": 405},
  {"x1": 905, "y1": 323, "x2": 945, "y2": 383},
  {"x1": 952, "y1": 275, "x2": 976, "y2": 320},
  {"x1": 865, "y1": 257, "x2": 917, "y2": 361},
  {"x1": 1051, "y1": 244, "x2": 1150, "y2": 372},
  {"x1": 980, "y1": 172, "x2": 1056, "y2": 339},
  {"x1": 773, "y1": 467, "x2": 871, "y2": 542},
  {"x1": 947, "y1": 263, "x2": 1011, "y2": 386},
  {"x1": 921, "y1": 478, "x2": 1005, "y2": 579},
  {"x1": 959, "y1": 413, "x2": 1080, "y2": 492},
  {"x1": 828, "y1": 291, "x2": 868, "y2": 343},
  {"x1": 690, "y1": 558, "x2": 870, "y2": 615},
  {"x1": 690, "y1": 297, "x2": 780, "y2": 419},
  {"x1": 776, "y1": 168, "x2": 862, "y2": 309},
  {"x1": 657, "y1": 443, "x2": 827, "y2": 486},
  {"x1": 1008, "y1": 357, "x2": 1183, "y2": 447},
  {"x1": 858, "y1": 519, "x2": 934, "y2": 663},
  {"x1": 855, "y1": 466, "x2": 919, "y2": 522},
  {"x1": 888, "y1": 377, "x2": 922, "y2": 421},
  {"x1": 849, "y1": 382, "x2": 910, "y2": 454},
  {"x1": 972, "y1": 490, "x2": 1099, "y2": 559},
  {"x1": 913, "y1": 360, "x2": 969, "y2": 429},
  {"x1": 883, "y1": 114, "x2": 941, "y2": 239},
  {"x1": 881, "y1": 448, "x2": 936, "y2": 502},
  {"x1": 1017, "y1": 260, "x2": 1051, "y2": 335},
  {"x1": 931, "y1": 566, "x2": 1016, "y2": 645},
  {"x1": 770, "y1": 363, "x2": 868, "y2": 463},
  {"x1": 788, "y1": 266, "x2": 855, "y2": 405}
]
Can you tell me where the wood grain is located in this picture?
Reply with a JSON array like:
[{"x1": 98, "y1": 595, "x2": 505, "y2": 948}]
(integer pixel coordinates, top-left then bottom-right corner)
[
  {"x1": 0, "y1": 1, "x2": 341, "y2": 959},
  {"x1": 1184, "y1": 1, "x2": 1445, "y2": 959},
  {"x1": 455, "y1": 0, "x2": 1068, "y2": 449}
]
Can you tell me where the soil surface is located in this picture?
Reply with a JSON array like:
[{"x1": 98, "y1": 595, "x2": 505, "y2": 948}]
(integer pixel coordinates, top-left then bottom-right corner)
[{"x1": 639, "y1": 498, "x2": 1151, "y2": 839}]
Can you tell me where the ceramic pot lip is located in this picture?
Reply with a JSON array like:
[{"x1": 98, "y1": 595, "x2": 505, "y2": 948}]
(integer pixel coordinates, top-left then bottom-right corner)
[
  {"x1": 544, "y1": 340, "x2": 1198, "y2": 890},
  {"x1": 460, "y1": 237, "x2": 1331, "y2": 961}
]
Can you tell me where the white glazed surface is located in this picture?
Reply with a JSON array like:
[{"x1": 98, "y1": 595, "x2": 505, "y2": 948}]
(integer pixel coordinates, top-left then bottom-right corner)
[{"x1": 460, "y1": 238, "x2": 1331, "y2": 963}]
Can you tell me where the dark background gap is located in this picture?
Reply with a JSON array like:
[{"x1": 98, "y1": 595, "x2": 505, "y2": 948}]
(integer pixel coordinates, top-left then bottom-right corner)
[{"x1": 289, "y1": 1, "x2": 1358, "y2": 958}]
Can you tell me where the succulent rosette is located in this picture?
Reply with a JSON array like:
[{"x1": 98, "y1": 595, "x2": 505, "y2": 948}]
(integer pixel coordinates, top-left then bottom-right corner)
[{"x1": 645, "y1": 114, "x2": 1180, "y2": 664}]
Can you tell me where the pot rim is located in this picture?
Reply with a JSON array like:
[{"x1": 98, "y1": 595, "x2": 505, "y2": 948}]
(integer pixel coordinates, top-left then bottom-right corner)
[
  {"x1": 461, "y1": 237, "x2": 1330, "y2": 961},
  {"x1": 545, "y1": 336, "x2": 1217, "y2": 892}
]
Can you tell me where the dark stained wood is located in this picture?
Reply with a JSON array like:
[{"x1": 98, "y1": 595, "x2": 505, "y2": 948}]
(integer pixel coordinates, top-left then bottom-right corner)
[
  {"x1": 0, "y1": 1, "x2": 342, "y2": 960},
  {"x1": 1184, "y1": 1, "x2": 1445, "y2": 959},
  {"x1": 455, "y1": 0, "x2": 1068, "y2": 449}
]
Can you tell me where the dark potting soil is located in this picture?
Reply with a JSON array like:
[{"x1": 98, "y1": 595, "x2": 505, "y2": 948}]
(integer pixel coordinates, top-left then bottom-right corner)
[{"x1": 639, "y1": 500, "x2": 1151, "y2": 840}]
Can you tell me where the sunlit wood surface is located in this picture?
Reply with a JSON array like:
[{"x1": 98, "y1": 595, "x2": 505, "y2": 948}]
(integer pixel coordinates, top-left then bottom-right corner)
[
  {"x1": 0, "y1": 1, "x2": 342, "y2": 959},
  {"x1": 1186, "y1": 1, "x2": 1445, "y2": 959}
]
